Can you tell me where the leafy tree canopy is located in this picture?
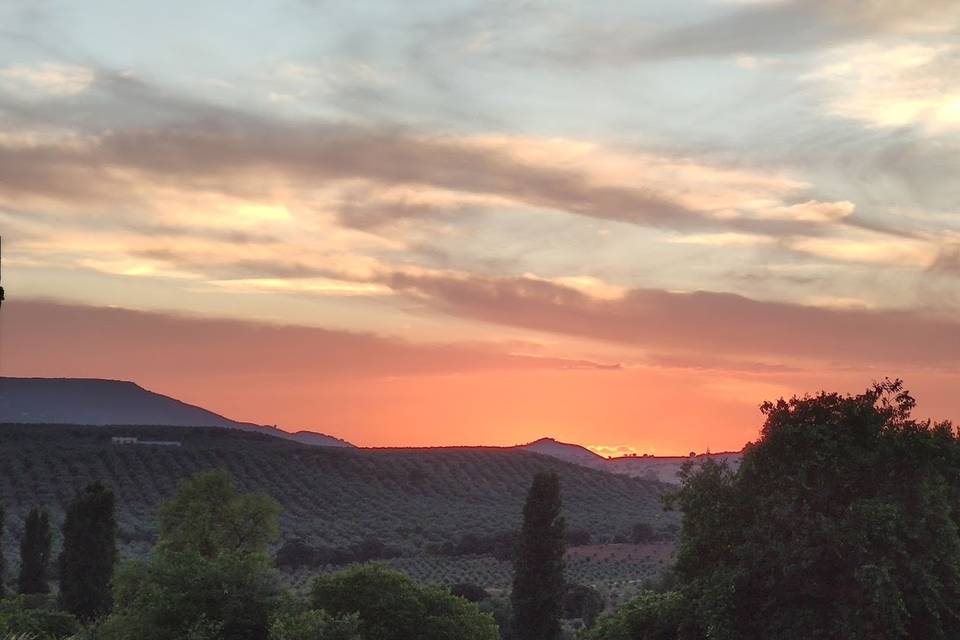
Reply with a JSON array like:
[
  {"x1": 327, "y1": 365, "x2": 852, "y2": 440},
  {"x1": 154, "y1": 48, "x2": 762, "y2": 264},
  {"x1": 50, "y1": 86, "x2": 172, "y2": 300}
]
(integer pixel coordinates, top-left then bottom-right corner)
[
  {"x1": 269, "y1": 610, "x2": 361, "y2": 640},
  {"x1": 102, "y1": 551, "x2": 279, "y2": 640},
  {"x1": 102, "y1": 469, "x2": 283, "y2": 640},
  {"x1": 0, "y1": 595, "x2": 80, "y2": 640},
  {"x1": 311, "y1": 564, "x2": 499, "y2": 640},
  {"x1": 159, "y1": 468, "x2": 280, "y2": 559},
  {"x1": 660, "y1": 380, "x2": 960, "y2": 640}
]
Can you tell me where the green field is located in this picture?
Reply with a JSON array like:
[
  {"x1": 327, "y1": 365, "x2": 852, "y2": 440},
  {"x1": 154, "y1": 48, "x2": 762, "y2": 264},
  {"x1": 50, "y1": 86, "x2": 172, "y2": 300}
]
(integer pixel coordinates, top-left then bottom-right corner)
[{"x1": 0, "y1": 424, "x2": 676, "y2": 591}]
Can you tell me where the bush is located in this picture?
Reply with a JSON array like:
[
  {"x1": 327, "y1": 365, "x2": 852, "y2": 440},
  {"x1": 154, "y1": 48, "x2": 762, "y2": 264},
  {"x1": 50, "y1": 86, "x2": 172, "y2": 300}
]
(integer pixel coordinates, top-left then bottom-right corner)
[
  {"x1": 0, "y1": 596, "x2": 80, "y2": 639},
  {"x1": 100, "y1": 551, "x2": 278, "y2": 640},
  {"x1": 274, "y1": 539, "x2": 316, "y2": 570},
  {"x1": 268, "y1": 610, "x2": 360, "y2": 640},
  {"x1": 630, "y1": 523, "x2": 656, "y2": 544},
  {"x1": 561, "y1": 584, "x2": 604, "y2": 628},
  {"x1": 430, "y1": 531, "x2": 517, "y2": 561},
  {"x1": 565, "y1": 529, "x2": 592, "y2": 547},
  {"x1": 581, "y1": 590, "x2": 684, "y2": 640},
  {"x1": 311, "y1": 564, "x2": 498, "y2": 640},
  {"x1": 449, "y1": 583, "x2": 490, "y2": 603}
]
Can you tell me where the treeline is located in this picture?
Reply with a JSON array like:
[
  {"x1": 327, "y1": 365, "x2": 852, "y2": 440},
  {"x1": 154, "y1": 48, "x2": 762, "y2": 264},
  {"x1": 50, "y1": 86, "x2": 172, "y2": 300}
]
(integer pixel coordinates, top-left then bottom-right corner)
[
  {"x1": 0, "y1": 425, "x2": 668, "y2": 563},
  {"x1": 275, "y1": 537, "x2": 402, "y2": 569},
  {"x1": 0, "y1": 482, "x2": 116, "y2": 637},
  {"x1": 584, "y1": 380, "x2": 960, "y2": 639},
  {"x1": 5, "y1": 379, "x2": 955, "y2": 639},
  {"x1": 0, "y1": 464, "x2": 594, "y2": 639},
  {"x1": 423, "y1": 523, "x2": 673, "y2": 562}
]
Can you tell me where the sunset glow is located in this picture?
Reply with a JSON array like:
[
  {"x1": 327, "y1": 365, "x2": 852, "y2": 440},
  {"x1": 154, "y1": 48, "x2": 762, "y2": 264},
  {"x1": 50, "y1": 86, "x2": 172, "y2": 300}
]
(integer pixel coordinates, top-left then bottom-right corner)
[{"x1": 1, "y1": 1, "x2": 958, "y2": 453}]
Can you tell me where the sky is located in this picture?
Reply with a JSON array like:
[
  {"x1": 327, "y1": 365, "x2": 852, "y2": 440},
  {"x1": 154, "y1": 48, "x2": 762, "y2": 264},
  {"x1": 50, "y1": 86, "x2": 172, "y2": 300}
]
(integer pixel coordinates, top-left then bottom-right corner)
[{"x1": 1, "y1": 0, "x2": 959, "y2": 454}]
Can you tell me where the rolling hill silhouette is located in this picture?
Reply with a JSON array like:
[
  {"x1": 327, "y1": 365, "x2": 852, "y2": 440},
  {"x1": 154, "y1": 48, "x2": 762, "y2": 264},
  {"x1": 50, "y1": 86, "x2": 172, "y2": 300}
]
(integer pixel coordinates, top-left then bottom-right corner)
[{"x1": 0, "y1": 377, "x2": 352, "y2": 447}]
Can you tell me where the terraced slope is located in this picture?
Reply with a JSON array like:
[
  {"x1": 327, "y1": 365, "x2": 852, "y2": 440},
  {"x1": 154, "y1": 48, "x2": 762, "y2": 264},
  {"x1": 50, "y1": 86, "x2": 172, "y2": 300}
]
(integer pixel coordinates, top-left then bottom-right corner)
[{"x1": 0, "y1": 425, "x2": 673, "y2": 565}]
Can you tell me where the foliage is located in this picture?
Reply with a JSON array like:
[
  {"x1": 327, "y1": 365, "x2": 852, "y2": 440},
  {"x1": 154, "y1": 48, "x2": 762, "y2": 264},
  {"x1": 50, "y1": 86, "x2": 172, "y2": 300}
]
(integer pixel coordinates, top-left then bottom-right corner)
[
  {"x1": 58, "y1": 482, "x2": 116, "y2": 622},
  {"x1": 0, "y1": 595, "x2": 80, "y2": 639},
  {"x1": 310, "y1": 564, "x2": 498, "y2": 640},
  {"x1": 561, "y1": 584, "x2": 604, "y2": 628},
  {"x1": 268, "y1": 610, "x2": 361, "y2": 640},
  {"x1": 580, "y1": 590, "x2": 684, "y2": 640},
  {"x1": 479, "y1": 596, "x2": 515, "y2": 640},
  {"x1": 159, "y1": 468, "x2": 280, "y2": 559},
  {"x1": 662, "y1": 380, "x2": 960, "y2": 640},
  {"x1": 512, "y1": 471, "x2": 565, "y2": 640},
  {"x1": 18, "y1": 507, "x2": 52, "y2": 595},
  {"x1": 449, "y1": 583, "x2": 490, "y2": 603},
  {"x1": 101, "y1": 469, "x2": 282, "y2": 640},
  {"x1": 565, "y1": 529, "x2": 592, "y2": 547},
  {"x1": 630, "y1": 523, "x2": 656, "y2": 544},
  {"x1": 0, "y1": 425, "x2": 671, "y2": 568},
  {"x1": 0, "y1": 505, "x2": 5, "y2": 598},
  {"x1": 430, "y1": 531, "x2": 518, "y2": 561},
  {"x1": 101, "y1": 551, "x2": 278, "y2": 640}
]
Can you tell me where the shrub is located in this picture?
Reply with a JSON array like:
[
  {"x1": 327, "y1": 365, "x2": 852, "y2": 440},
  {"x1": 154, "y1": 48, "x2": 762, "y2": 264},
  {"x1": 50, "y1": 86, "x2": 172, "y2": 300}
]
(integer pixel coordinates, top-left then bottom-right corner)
[
  {"x1": 581, "y1": 590, "x2": 684, "y2": 640},
  {"x1": 268, "y1": 610, "x2": 360, "y2": 640},
  {"x1": 311, "y1": 564, "x2": 498, "y2": 640},
  {"x1": 449, "y1": 583, "x2": 490, "y2": 603},
  {"x1": 0, "y1": 596, "x2": 80, "y2": 639}
]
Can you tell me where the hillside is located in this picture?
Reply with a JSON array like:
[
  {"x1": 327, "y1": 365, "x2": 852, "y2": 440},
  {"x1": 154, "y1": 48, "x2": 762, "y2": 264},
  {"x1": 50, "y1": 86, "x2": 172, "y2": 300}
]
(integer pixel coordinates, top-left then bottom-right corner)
[
  {"x1": 605, "y1": 452, "x2": 743, "y2": 484},
  {"x1": 0, "y1": 377, "x2": 351, "y2": 448},
  {"x1": 513, "y1": 436, "x2": 742, "y2": 483},
  {"x1": 517, "y1": 437, "x2": 607, "y2": 469},
  {"x1": 0, "y1": 424, "x2": 675, "y2": 590}
]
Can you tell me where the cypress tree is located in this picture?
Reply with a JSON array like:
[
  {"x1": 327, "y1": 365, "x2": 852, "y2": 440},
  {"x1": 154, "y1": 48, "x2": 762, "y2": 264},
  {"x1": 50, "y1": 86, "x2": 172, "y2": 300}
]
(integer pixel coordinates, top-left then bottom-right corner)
[
  {"x1": 511, "y1": 471, "x2": 565, "y2": 640},
  {"x1": 0, "y1": 505, "x2": 5, "y2": 598},
  {"x1": 59, "y1": 482, "x2": 116, "y2": 621},
  {"x1": 18, "y1": 506, "x2": 52, "y2": 594}
]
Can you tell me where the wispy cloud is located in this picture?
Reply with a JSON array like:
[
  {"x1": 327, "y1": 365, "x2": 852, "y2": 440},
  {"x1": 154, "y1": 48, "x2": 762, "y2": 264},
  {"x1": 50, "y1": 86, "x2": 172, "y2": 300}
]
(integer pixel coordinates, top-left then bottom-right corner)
[
  {"x1": 5, "y1": 299, "x2": 619, "y2": 381},
  {"x1": 0, "y1": 62, "x2": 95, "y2": 97},
  {"x1": 381, "y1": 271, "x2": 960, "y2": 369},
  {"x1": 809, "y1": 43, "x2": 960, "y2": 131}
]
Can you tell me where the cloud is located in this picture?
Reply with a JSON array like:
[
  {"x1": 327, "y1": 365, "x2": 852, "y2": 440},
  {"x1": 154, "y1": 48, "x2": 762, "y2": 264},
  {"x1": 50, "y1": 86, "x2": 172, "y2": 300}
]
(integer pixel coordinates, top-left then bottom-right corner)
[
  {"x1": 788, "y1": 234, "x2": 935, "y2": 267},
  {"x1": 381, "y1": 271, "x2": 960, "y2": 369},
  {"x1": 808, "y1": 43, "x2": 960, "y2": 131},
  {"x1": 552, "y1": 0, "x2": 960, "y2": 63},
  {"x1": 2, "y1": 299, "x2": 619, "y2": 382},
  {"x1": 930, "y1": 244, "x2": 960, "y2": 275},
  {"x1": 0, "y1": 112, "x2": 859, "y2": 242},
  {"x1": 0, "y1": 62, "x2": 94, "y2": 97}
]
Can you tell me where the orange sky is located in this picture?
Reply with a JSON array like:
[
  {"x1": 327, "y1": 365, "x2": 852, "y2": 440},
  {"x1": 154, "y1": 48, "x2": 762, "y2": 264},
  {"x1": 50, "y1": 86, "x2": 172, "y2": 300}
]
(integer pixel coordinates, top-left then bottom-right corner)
[
  {"x1": 3, "y1": 300, "x2": 957, "y2": 454},
  {"x1": 1, "y1": 1, "x2": 958, "y2": 453}
]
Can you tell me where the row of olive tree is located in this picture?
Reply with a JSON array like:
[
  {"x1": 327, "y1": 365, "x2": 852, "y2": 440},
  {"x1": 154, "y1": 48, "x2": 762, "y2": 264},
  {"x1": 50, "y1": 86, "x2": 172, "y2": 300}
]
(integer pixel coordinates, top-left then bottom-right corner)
[
  {"x1": 99, "y1": 469, "x2": 500, "y2": 640},
  {"x1": 1, "y1": 464, "x2": 582, "y2": 640}
]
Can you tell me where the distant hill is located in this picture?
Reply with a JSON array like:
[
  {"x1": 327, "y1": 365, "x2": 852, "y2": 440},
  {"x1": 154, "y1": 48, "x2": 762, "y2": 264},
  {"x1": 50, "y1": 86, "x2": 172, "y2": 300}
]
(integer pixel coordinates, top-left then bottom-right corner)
[
  {"x1": 0, "y1": 424, "x2": 674, "y2": 590},
  {"x1": 604, "y1": 452, "x2": 743, "y2": 484},
  {"x1": 517, "y1": 437, "x2": 607, "y2": 469},
  {"x1": 0, "y1": 377, "x2": 351, "y2": 448},
  {"x1": 514, "y1": 435, "x2": 742, "y2": 484}
]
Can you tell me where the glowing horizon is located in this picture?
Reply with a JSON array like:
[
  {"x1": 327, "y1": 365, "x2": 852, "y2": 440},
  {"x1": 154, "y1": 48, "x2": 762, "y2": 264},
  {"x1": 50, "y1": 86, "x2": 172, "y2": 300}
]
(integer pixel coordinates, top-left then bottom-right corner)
[{"x1": 1, "y1": 1, "x2": 958, "y2": 454}]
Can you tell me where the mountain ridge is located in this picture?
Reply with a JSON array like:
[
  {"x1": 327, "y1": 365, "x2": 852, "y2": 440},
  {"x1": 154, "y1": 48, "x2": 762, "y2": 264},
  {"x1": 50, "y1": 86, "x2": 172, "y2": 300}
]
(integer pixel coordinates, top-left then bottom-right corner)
[{"x1": 0, "y1": 377, "x2": 352, "y2": 448}]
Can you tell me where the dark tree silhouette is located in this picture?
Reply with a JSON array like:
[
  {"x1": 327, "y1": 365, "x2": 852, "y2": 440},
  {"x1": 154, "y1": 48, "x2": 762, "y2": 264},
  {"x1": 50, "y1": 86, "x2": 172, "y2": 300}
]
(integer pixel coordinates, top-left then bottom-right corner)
[
  {"x1": 18, "y1": 507, "x2": 52, "y2": 594},
  {"x1": 0, "y1": 505, "x2": 5, "y2": 598},
  {"x1": 665, "y1": 379, "x2": 960, "y2": 639},
  {"x1": 512, "y1": 471, "x2": 565, "y2": 640},
  {"x1": 59, "y1": 482, "x2": 116, "y2": 621},
  {"x1": 561, "y1": 584, "x2": 605, "y2": 628}
]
